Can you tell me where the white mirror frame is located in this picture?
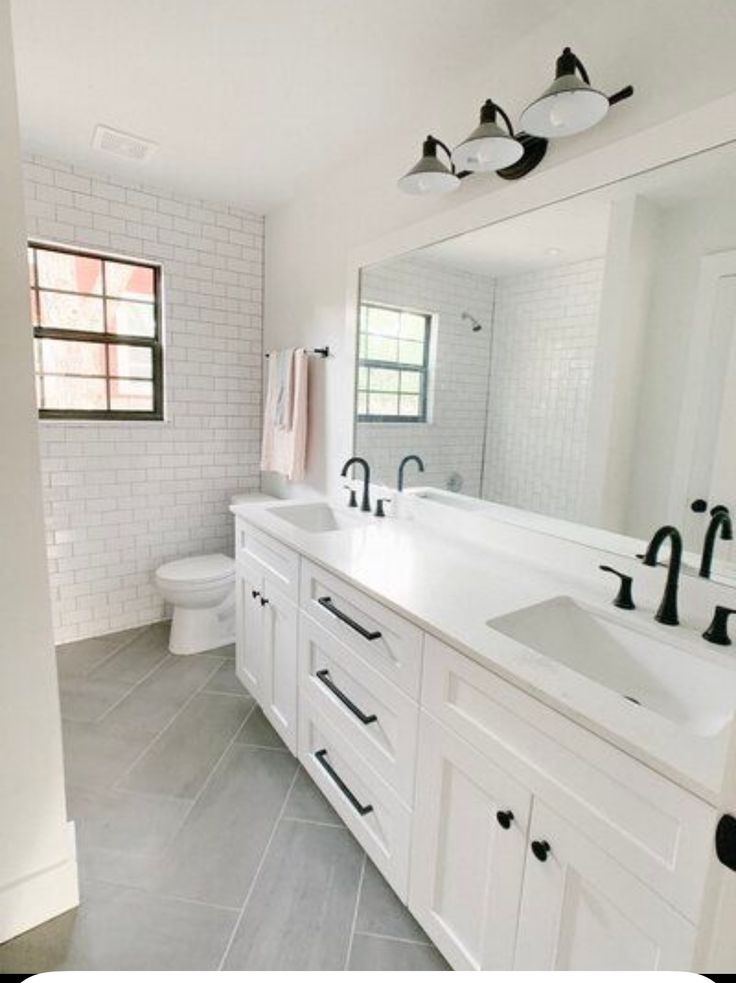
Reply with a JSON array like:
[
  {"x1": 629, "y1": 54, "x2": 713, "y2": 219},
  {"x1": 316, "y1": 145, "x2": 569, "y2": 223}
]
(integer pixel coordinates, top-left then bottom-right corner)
[{"x1": 341, "y1": 91, "x2": 736, "y2": 565}]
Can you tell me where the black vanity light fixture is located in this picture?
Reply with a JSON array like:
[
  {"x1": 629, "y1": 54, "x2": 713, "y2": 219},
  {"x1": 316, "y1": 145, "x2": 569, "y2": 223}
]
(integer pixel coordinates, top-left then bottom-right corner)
[{"x1": 398, "y1": 46, "x2": 633, "y2": 195}]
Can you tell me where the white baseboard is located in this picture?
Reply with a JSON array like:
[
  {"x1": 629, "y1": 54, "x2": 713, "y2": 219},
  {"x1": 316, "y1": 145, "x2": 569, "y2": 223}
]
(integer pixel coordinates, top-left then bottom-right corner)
[{"x1": 0, "y1": 821, "x2": 79, "y2": 944}]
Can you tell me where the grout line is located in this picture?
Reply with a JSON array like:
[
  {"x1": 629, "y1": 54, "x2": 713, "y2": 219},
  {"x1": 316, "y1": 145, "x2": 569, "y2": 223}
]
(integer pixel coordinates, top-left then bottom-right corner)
[
  {"x1": 216, "y1": 765, "x2": 301, "y2": 971},
  {"x1": 110, "y1": 658, "x2": 242, "y2": 790},
  {"x1": 280, "y1": 815, "x2": 344, "y2": 830},
  {"x1": 78, "y1": 621, "x2": 162, "y2": 678},
  {"x1": 354, "y1": 930, "x2": 434, "y2": 948},
  {"x1": 344, "y1": 851, "x2": 367, "y2": 970}
]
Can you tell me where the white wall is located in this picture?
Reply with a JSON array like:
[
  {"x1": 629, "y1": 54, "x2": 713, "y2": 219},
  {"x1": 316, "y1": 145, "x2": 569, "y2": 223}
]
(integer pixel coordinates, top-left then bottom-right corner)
[
  {"x1": 0, "y1": 0, "x2": 78, "y2": 941},
  {"x1": 23, "y1": 156, "x2": 264, "y2": 643},
  {"x1": 357, "y1": 256, "x2": 494, "y2": 494},
  {"x1": 483, "y1": 257, "x2": 604, "y2": 520},
  {"x1": 262, "y1": 0, "x2": 736, "y2": 500}
]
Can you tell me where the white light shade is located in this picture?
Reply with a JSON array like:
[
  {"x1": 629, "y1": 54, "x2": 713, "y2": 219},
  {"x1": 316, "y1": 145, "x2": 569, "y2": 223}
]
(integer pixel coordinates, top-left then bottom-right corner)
[
  {"x1": 520, "y1": 74, "x2": 609, "y2": 137},
  {"x1": 453, "y1": 120, "x2": 523, "y2": 172},
  {"x1": 397, "y1": 153, "x2": 460, "y2": 195}
]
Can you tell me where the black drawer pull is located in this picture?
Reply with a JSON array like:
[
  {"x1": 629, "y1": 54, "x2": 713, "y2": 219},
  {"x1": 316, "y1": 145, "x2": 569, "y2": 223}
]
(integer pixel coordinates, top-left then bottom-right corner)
[
  {"x1": 317, "y1": 596, "x2": 382, "y2": 641},
  {"x1": 496, "y1": 810, "x2": 514, "y2": 829},
  {"x1": 314, "y1": 748, "x2": 373, "y2": 816},
  {"x1": 316, "y1": 669, "x2": 378, "y2": 725},
  {"x1": 531, "y1": 839, "x2": 551, "y2": 862}
]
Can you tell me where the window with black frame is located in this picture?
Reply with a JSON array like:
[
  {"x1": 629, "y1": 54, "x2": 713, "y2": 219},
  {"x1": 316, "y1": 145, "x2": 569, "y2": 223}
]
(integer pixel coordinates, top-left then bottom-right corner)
[
  {"x1": 29, "y1": 242, "x2": 163, "y2": 420},
  {"x1": 357, "y1": 302, "x2": 431, "y2": 423}
]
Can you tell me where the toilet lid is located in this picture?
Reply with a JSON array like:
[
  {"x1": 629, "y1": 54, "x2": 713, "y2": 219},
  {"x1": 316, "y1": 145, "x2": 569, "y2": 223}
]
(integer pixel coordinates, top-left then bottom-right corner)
[{"x1": 157, "y1": 553, "x2": 234, "y2": 584}]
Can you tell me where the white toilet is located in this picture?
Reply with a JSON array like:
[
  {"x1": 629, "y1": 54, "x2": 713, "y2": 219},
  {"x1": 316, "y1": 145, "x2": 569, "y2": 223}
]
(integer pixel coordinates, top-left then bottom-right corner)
[{"x1": 155, "y1": 553, "x2": 235, "y2": 655}]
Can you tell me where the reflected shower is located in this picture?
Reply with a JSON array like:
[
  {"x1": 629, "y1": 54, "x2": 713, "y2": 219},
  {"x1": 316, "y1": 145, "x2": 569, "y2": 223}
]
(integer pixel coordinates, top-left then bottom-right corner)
[{"x1": 462, "y1": 311, "x2": 483, "y2": 332}]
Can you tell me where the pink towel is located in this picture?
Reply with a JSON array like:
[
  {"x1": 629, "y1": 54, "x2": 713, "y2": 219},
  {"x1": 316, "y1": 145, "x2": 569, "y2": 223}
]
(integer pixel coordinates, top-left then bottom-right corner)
[{"x1": 260, "y1": 348, "x2": 308, "y2": 481}]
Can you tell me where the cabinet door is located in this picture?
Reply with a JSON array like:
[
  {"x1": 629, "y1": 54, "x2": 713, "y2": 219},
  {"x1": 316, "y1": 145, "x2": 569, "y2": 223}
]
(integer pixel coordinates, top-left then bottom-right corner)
[
  {"x1": 235, "y1": 564, "x2": 263, "y2": 699},
  {"x1": 409, "y1": 713, "x2": 531, "y2": 971},
  {"x1": 261, "y1": 577, "x2": 298, "y2": 753},
  {"x1": 514, "y1": 801, "x2": 697, "y2": 970}
]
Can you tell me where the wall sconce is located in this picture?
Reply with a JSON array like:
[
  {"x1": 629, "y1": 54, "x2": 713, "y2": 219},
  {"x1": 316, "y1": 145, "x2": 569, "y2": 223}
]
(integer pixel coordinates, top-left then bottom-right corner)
[{"x1": 398, "y1": 46, "x2": 633, "y2": 195}]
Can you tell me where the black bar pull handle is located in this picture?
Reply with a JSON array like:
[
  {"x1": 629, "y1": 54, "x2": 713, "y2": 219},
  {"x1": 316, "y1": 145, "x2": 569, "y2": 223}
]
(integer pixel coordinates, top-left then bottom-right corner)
[
  {"x1": 316, "y1": 669, "x2": 378, "y2": 725},
  {"x1": 317, "y1": 596, "x2": 382, "y2": 641},
  {"x1": 314, "y1": 748, "x2": 373, "y2": 816}
]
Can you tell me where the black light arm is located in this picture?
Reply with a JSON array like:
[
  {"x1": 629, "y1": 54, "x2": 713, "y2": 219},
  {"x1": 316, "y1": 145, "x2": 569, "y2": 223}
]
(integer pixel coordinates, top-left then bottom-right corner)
[
  {"x1": 481, "y1": 98, "x2": 515, "y2": 136},
  {"x1": 557, "y1": 46, "x2": 634, "y2": 109}
]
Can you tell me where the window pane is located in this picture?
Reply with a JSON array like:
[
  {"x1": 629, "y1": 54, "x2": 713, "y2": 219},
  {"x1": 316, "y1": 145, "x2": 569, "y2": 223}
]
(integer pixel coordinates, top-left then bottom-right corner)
[
  {"x1": 366, "y1": 335, "x2": 398, "y2": 361},
  {"x1": 400, "y1": 394, "x2": 420, "y2": 417},
  {"x1": 105, "y1": 261, "x2": 154, "y2": 301},
  {"x1": 366, "y1": 306, "x2": 400, "y2": 337},
  {"x1": 30, "y1": 290, "x2": 39, "y2": 326},
  {"x1": 398, "y1": 339, "x2": 424, "y2": 366},
  {"x1": 400, "y1": 370, "x2": 421, "y2": 394},
  {"x1": 370, "y1": 367, "x2": 399, "y2": 392},
  {"x1": 36, "y1": 250, "x2": 102, "y2": 295},
  {"x1": 400, "y1": 313, "x2": 427, "y2": 341},
  {"x1": 368, "y1": 392, "x2": 398, "y2": 416},
  {"x1": 35, "y1": 338, "x2": 105, "y2": 376},
  {"x1": 358, "y1": 366, "x2": 368, "y2": 388},
  {"x1": 28, "y1": 248, "x2": 36, "y2": 286},
  {"x1": 107, "y1": 300, "x2": 156, "y2": 337},
  {"x1": 109, "y1": 379, "x2": 154, "y2": 412},
  {"x1": 41, "y1": 376, "x2": 107, "y2": 410},
  {"x1": 39, "y1": 291, "x2": 104, "y2": 332},
  {"x1": 356, "y1": 392, "x2": 368, "y2": 415},
  {"x1": 108, "y1": 344, "x2": 153, "y2": 379}
]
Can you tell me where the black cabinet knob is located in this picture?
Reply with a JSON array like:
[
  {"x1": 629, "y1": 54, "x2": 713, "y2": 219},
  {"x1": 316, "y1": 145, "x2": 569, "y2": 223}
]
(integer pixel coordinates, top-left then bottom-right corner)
[
  {"x1": 260, "y1": 596, "x2": 269, "y2": 607},
  {"x1": 531, "y1": 839, "x2": 551, "y2": 862},
  {"x1": 251, "y1": 589, "x2": 260, "y2": 600},
  {"x1": 496, "y1": 810, "x2": 514, "y2": 829}
]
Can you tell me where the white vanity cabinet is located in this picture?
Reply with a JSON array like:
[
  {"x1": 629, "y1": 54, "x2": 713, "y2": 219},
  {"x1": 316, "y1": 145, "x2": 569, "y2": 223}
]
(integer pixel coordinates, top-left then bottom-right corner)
[{"x1": 235, "y1": 521, "x2": 299, "y2": 753}]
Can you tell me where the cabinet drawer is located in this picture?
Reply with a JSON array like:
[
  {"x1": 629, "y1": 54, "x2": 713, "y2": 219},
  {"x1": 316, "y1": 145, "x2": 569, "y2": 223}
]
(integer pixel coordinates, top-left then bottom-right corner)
[
  {"x1": 423, "y1": 635, "x2": 716, "y2": 923},
  {"x1": 236, "y1": 520, "x2": 299, "y2": 602},
  {"x1": 300, "y1": 559, "x2": 423, "y2": 699},
  {"x1": 298, "y1": 693, "x2": 412, "y2": 900},
  {"x1": 299, "y1": 614, "x2": 419, "y2": 804}
]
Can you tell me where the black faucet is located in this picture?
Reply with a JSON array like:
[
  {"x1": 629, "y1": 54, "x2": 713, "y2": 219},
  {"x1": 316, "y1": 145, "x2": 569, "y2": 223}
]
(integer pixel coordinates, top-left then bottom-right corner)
[
  {"x1": 699, "y1": 507, "x2": 733, "y2": 579},
  {"x1": 397, "y1": 454, "x2": 425, "y2": 492},
  {"x1": 641, "y1": 525, "x2": 682, "y2": 626},
  {"x1": 340, "y1": 456, "x2": 371, "y2": 513}
]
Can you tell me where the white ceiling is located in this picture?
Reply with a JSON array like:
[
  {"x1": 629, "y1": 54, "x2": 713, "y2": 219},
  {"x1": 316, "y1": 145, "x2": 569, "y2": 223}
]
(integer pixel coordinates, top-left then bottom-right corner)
[{"x1": 10, "y1": 0, "x2": 569, "y2": 212}]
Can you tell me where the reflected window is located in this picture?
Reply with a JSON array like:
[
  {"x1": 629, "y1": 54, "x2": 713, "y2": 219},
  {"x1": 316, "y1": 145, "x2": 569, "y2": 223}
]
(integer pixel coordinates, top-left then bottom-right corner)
[
  {"x1": 29, "y1": 242, "x2": 163, "y2": 420},
  {"x1": 357, "y1": 303, "x2": 431, "y2": 422}
]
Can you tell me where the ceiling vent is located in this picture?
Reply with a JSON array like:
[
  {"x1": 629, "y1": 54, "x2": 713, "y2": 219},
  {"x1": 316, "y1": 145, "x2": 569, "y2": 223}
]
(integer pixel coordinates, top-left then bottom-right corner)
[{"x1": 92, "y1": 124, "x2": 157, "y2": 161}]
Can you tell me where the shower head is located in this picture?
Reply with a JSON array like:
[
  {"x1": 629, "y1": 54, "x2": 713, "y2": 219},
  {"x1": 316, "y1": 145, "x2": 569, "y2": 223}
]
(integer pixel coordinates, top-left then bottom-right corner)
[{"x1": 462, "y1": 311, "x2": 483, "y2": 332}]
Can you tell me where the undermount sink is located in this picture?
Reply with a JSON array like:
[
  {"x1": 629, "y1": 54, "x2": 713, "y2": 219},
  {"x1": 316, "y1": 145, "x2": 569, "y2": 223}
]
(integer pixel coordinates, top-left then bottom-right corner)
[
  {"x1": 488, "y1": 596, "x2": 736, "y2": 737},
  {"x1": 268, "y1": 502, "x2": 372, "y2": 534}
]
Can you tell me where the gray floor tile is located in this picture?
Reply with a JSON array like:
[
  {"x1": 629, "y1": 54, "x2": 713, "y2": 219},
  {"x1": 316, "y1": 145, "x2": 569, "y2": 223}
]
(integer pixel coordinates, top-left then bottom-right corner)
[
  {"x1": 86, "y1": 620, "x2": 170, "y2": 687},
  {"x1": 150, "y1": 744, "x2": 298, "y2": 907},
  {"x1": 283, "y1": 766, "x2": 343, "y2": 826},
  {"x1": 100, "y1": 653, "x2": 229, "y2": 740},
  {"x1": 204, "y1": 659, "x2": 247, "y2": 695},
  {"x1": 348, "y1": 933, "x2": 450, "y2": 971},
  {"x1": 67, "y1": 785, "x2": 191, "y2": 856},
  {"x1": 118, "y1": 691, "x2": 253, "y2": 799},
  {"x1": 61, "y1": 720, "x2": 151, "y2": 790},
  {"x1": 235, "y1": 705, "x2": 285, "y2": 749},
  {"x1": 59, "y1": 676, "x2": 134, "y2": 723},
  {"x1": 356, "y1": 858, "x2": 430, "y2": 943},
  {"x1": 222, "y1": 818, "x2": 364, "y2": 970},
  {"x1": 56, "y1": 626, "x2": 144, "y2": 679},
  {"x1": 0, "y1": 879, "x2": 237, "y2": 972}
]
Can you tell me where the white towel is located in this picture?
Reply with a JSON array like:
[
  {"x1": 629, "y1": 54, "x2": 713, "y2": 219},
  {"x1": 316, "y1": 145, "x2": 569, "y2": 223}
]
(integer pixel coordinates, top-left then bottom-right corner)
[
  {"x1": 260, "y1": 348, "x2": 308, "y2": 481},
  {"x1": 273, "y1": 348, "x2": 294, "y2": 429}
]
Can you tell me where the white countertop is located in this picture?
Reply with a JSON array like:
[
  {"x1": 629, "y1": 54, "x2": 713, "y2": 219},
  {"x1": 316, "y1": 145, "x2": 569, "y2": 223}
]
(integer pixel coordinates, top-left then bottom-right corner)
[{"x1": 231, "y1": 497, "x2": 736, "y2": 804}]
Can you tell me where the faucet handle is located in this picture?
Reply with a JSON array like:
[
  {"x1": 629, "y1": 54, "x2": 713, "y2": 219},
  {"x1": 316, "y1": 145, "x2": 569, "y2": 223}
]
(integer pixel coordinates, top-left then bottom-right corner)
[
  {"x1": 375, "y1": 497, "x2": 391, "y2": 518},
  {"x1": 343, "y1": 484, "x2": 358, "y2": 509},
  {"x1": 599, "y1": 565, "x2": 635, "y2": 610},
  {"x1": 703, "y1": 605, "x2": 736, "y2": 646}
]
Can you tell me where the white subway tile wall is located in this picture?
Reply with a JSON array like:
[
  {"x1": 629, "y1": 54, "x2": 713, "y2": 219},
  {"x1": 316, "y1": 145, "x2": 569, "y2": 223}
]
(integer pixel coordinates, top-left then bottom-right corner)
[
  {"x1": 23, "y1": 155, "x2": 263, "y2": 643},
  {"x1": 357, "y1": 256, "x2": 495, "y2": 494},
  {"x1": 483, "y1": 257, "x2": 604, "y2": 520}
]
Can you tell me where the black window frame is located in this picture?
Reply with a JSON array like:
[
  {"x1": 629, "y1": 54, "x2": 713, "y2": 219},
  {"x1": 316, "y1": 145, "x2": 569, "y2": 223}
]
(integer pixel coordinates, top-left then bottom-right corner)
[
  {"x1": 356, "y1": 302, "x2": 431, "y2": 424},
  {"x1": 30, "y1": 241, "x2": 164, "y2": 421}
]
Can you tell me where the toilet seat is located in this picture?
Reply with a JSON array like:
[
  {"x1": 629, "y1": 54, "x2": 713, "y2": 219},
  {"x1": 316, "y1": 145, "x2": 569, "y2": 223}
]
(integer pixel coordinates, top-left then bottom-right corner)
[{"x1": 156, "y1": 553, "x2": 234, "y2": 589}]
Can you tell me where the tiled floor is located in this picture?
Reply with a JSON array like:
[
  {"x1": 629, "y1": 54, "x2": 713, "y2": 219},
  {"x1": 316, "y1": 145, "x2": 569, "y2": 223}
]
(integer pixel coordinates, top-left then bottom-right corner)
[{"x1": 0, "y1": 622, "x2": 449, "y2": 972}]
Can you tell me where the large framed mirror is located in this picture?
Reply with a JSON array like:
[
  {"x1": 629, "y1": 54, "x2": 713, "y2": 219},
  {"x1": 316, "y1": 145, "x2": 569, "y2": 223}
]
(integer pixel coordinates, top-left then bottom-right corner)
[{"x1": 353, "y1": 140, "x2": 736, "y2": 581}]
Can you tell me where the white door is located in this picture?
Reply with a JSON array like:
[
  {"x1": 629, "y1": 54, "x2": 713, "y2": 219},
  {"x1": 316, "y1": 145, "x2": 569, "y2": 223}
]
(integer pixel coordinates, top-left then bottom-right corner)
[
  {"x1": 260, "y1": 576, "x2": 298, "y2": 753},
  {"x1": 513, "y1": 800, "x2": 696, "y2": 970},
  {"x1": 409, "y1": 713, "x2": 531, "y2": 971},
  {"x1": 671, "y1": 251, "x2": 736, "y2": 558},
  {"x1": 235, "y1": 563, "x2": 264, "y2": 699}
]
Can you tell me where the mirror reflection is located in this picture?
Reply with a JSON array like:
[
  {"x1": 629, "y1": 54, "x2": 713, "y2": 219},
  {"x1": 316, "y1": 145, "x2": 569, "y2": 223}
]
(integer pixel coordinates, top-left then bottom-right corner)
[{"x1": 354, "y1": 142, "x2": 736, "y2": 574}]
